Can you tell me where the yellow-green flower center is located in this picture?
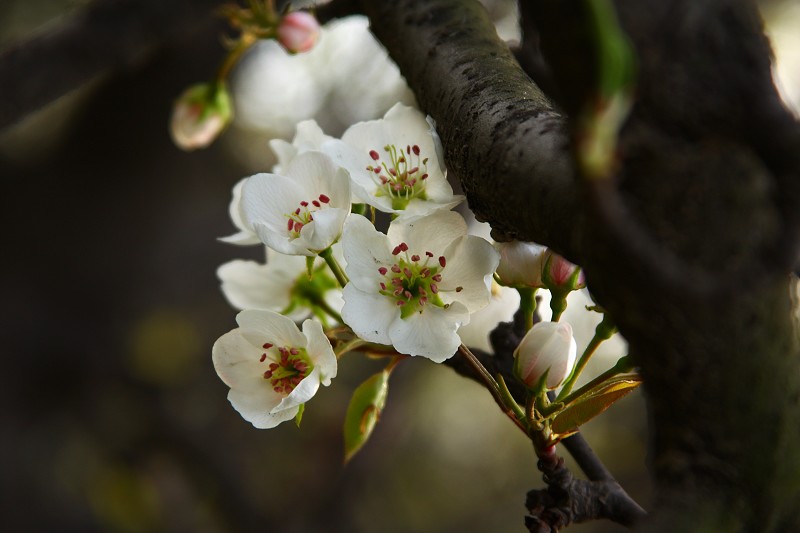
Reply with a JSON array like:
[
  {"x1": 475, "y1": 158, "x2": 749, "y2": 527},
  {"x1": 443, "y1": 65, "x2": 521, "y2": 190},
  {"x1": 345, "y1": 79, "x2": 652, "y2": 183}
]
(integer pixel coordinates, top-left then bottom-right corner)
[
  {"x1": 366, "y1": 144, "x2": 429, "y2": 210},
  {"x1": 259, "y1": 343, "x2": 313, "y2": 395},
  {"x1": 377, "y1": 242, "x2": 448, "y2": 318}
]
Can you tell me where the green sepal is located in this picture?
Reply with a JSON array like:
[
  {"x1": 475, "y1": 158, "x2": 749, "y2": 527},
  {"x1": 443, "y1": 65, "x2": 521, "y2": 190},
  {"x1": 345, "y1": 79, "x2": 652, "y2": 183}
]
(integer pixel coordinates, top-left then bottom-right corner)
[
  {"x1": 294, "y1": 403, "x2": 306, "y2": 428},
  {"x1": 343, "y1": 370, "x2": 390, "y2": 463}
]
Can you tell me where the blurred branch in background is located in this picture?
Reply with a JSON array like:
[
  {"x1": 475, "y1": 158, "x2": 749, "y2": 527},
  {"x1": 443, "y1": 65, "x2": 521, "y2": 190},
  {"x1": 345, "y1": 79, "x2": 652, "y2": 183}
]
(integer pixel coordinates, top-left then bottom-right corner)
[{"x1": 0, "y1": 0, "x2": 226, "y2": 131}]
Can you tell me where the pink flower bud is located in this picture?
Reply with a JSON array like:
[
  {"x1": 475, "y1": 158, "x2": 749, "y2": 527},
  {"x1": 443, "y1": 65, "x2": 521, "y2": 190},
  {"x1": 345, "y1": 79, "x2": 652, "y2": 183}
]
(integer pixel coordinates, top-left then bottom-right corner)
[
  {"x1": 543, "y1": 252, "x2": 586, "y2": 291},
  {"x1": 494, "y1": 241, "x2": 548, "y2": 288},
  {"x1": 514, "y1": 321, "x2": 577, "y2": 390},
  {"x1": 277, "y1": 12, "x2": 321, "y2": 54},
  {"x1": 169, "y1": 83, "x2": 232, "y2": 151}
]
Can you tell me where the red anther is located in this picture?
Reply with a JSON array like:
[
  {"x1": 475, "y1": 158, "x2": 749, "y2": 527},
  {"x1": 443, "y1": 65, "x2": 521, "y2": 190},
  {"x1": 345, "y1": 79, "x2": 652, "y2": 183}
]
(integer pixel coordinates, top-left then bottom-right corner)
[
  {"x1": 263, "y1": 370, "x2": 273, "y2": 379},
  {"x1": 419, "y1": 288, "x2": 427, "y2": 297},
  {"x1": 456, "y1": 286, "x2": 463, "y2": 292},
  {"x1": 432, "y1": 274, "x2": 442, "y2": 282},
  {"x1": 391, "y1": 277, "x2": 403, "y2": 286},
  {"x1": 408, "y1": 179, "x2": 417, "y2": 187},
  {"x1": 430, "y1": 284, "x2": 439, "y2": 294},
  {"x1": 391, "y1": 264, "x2": 402, "y2": 273},
  {"x1": 369, "y1": 150, "x2": 380, "y2": 160},
  {"x1": 412, "y1": 145, "x2": 420, "y2": 155},
  {"x1": 308, "y1": 214, "x2": 313, "y2": 221},
  {"x1": 396, "y1": 300, "x2": 406, "y2": 306},
  {"x1": 392, "y1": 245, "x2": 402, "y2": 255},
  {"x1": 400, "y1": 243, "x2": 409, "y2": 252},
  {"x1": 290, "y1": 347, "x2": 299, "y2": 355},
  {"x1": 380, "y1": 177, "x2": 388, "y2": 184},
  {"x1": 262, "y1": 343, "x2": 273, "y2": 349},
  {"x1": 269, "y1": 363, "x2": 279, "y2": 371},
  {"x1": 420, "y1": 297, "x2": 428, "y2": 305},
  {"x1": 409, "y1": 167, "x2": 419, "y2": 174},
  {"x1": 403, "y1": 268, "x2": 413, "y2": 278},
  {"x1": 425, "y1": 251, "x2": 434, "y2": 257},
  {"x1": 295, "y1": 222, "x2": 304, "y2": 232},
  {"x1": 374, "y1": 167, "x2": 382, "y2": 174},
  {"x1": 389, "y1": 168, "x2": 397, "y2": 176},
  {"x1": 406, "y1": 145, "x2": 411, "y2": 154},
  {"x1": 310, "y1": 200, "x2": 319, "y2": 207},
  {"x1": 398, "y1": 157, "x2": 405, "y2": 163},
  {"x1": 260, "y1": 353, "x2": 267, "y2": 362},
  {"x1": 394, "y1": 288, "x2": 404, "y2": 296},
  {"x1": 291, "y1": 376, "x2": 302, "y2": 385},
  {"x1": 301, "y1": 201, "x2": 309, "y2": 206},
  {"x1": 421, "y1": 173, "x2": 429, "y2": 180},
  {"x1": 392, "y1": 183, "x2": 402, "y2": 191},
  {"x1": 273, "y1": 385, "x2": 283, "y2": 393},
  {"x1": 438, "y1": 256, "x2": 446, "y2": 267},
  {"x1": 420, "y1": 268, "x2": 430, "y2": 278},
  {"x1": 411, "y1": 254, "x2": 420, "y2": 262},
  {"x1": 380, "y1": 282, "x2": 386, "y2": 290},
  {"x1": 378, "y1": 267, "x2": 388, "y2": 275},
  {"x1": 319, "y1": 194, "x2": 330, "y2": 203},
  {"x1": 404, "y1": 290, "x2": 412, "y2": 300},
  {"x1": 295, "y1": 208, "x2": 301, "y2": 215},
  {"x1": 287, "y1": 219, "x2": 294, "y2": 231}
]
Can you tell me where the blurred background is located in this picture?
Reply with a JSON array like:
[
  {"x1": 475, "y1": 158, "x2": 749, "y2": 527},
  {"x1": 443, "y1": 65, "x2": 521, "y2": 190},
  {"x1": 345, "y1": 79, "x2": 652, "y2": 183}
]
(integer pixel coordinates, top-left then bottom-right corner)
[{"x1": 1, "y1": 0, "x2": 797, "y2": 531}]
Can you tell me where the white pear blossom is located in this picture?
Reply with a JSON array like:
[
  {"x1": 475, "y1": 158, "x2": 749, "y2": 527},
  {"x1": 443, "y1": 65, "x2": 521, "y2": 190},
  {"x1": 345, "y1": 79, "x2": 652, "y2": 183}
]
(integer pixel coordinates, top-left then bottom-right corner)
[
  {"x1": 340, "y1": 211, "x2": 499, "y2": 362},
  {"x1": 241, "y1": 151, "x2": 351, "y2": 256},
  {"x1": 514, "y1": 321, "x2": 578, "y2": 390},
  {"x1": 213, "y1": 310, "x2": 337, "y2": 429},
  {"x1": 457, "y1": 281, "x2": 521, "y2": 352},
  {"x1": 494, "y1": 240, "x2": 549, "y2": 288},
  {"x1": 217, "y1": 247, "x2": 344, "y2": 322},
  {"x1": 322, "y1": 103, "x2": 464, "y2": 217}
]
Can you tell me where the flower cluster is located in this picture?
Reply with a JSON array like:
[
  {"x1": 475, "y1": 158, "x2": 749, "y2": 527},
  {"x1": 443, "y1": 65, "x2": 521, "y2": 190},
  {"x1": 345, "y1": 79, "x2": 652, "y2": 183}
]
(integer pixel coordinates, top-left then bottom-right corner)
[{"x1": 212, "y1": 102, "x2": 600, "y2": 436}]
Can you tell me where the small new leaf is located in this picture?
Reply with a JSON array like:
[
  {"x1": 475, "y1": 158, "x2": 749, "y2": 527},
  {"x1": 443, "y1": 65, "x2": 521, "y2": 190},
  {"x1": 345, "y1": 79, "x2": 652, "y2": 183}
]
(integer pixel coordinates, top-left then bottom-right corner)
[
  {"x1": 551, "y1": 377, "x2": 641, "y2": 435},
  {"x1": 343, "y1": 370, "x2": 390, "y2": 463}
]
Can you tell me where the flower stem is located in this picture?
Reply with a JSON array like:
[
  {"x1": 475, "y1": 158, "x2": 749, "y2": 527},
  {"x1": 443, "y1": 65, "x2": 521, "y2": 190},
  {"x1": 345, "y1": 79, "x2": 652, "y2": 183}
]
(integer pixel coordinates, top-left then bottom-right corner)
[
  {"x1": 550, "y1": 289, "x2": 568, "y2": 322},
  {"x1": 517, "y1": 287, "x2": 537, "y2": 331},
  {"x1": 310, "y1": 295, "x2": 343, "y2": 325},
  {"x1": 334, "y1": 337, "x2": 367, "y2": 358},
  {"x1": 216, "y1": 33, "x2": 257, "y2": 83},
  {"x1": 556, "y1": 314, "x2": 617, "y2": 400},
  {"x1": 320, "y1": 247, "x2": 349, "y2": 287},
  {"x1": 457, "y1": 344, "x2": 528, "y2": 434}
]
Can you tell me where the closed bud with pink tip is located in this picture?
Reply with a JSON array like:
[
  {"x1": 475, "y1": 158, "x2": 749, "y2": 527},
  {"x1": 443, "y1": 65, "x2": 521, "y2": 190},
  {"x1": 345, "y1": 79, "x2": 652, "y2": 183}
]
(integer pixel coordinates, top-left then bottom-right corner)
[{"x1": 513, "y1": 321, "x2": 577, "y2": 390}]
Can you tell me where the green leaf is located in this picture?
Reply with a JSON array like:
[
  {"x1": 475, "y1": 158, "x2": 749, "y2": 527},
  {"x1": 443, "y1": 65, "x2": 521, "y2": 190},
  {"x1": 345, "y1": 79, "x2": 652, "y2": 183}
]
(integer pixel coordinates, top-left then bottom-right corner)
[
  {"x1": 551, "y1": 377, "x2": 641, "y2": 436},
  {"x1": 343, "y1": 370, "x2": 390, "y2": 463}
]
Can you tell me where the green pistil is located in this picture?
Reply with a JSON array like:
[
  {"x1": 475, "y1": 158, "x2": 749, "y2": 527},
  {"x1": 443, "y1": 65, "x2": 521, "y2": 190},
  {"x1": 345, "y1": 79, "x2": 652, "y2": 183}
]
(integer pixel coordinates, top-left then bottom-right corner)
[
  {"x1": 378, "y1": 243, "x2": 448, "y2": 318},
  {"x1": 259, "y1": 343, "x2": 314, "y2": 395},
  {"x1": 366, "y1": 144, "x2": 429, "y2": 210}
]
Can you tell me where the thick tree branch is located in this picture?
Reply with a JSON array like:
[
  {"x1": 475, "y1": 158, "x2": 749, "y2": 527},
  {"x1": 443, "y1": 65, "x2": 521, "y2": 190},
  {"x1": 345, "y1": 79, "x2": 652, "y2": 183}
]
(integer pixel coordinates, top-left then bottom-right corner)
[
  {"x1": 0, "y1": 0, "x2": 226, "y2": 131},
  {"x1": 358, "y1": 0, "x2": 581, "y2": 262}
]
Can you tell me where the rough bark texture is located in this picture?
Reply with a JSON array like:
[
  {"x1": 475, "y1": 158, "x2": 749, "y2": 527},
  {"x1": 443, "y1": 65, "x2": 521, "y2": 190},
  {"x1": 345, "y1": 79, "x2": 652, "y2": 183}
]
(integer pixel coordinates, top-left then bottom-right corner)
[{"x1": 362, "y1": 0, "x2": 800, "y2": 530}]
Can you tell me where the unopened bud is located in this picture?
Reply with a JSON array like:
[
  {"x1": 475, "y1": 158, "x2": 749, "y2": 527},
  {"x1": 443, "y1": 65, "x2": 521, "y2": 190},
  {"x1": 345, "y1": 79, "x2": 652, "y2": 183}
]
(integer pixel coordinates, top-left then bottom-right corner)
[
  {"x1": 170, "y1": 82, "x2": 232, "y2": 151},
  {"x1": 494, "y1": 241, "x2": 548, "y2": 288},
  {"x1": 514, "y1": 321, "x2": 577, "y2": 390},
  {"x1": 277, "y1": 12, "x2": 320, "y2": 54},
  {"x1": 542, "y1": 252, "x2": 586, "y2": 291}
]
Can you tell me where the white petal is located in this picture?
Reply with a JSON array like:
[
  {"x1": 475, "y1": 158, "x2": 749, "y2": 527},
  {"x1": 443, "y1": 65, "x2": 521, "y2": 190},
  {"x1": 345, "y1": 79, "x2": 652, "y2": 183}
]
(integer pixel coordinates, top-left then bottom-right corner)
[
  {"x1": 269, "y1": 139, "x2": 296, "y2": 172},
  {"x1": 439, "y1": 235, "x2": 500, "y2": 312},
  {"x1": 297, "y1": 207, "x2": 348, "y2": 253},
  {"x1": 340, "y1": 284, "x2": 396, "y2": 345},
  {"x1": 388, "y1": 302, "x2": 469, "y2": 362},
  {"x1": 220, "y1": 179, "x2": 261, "y2": 245},
  {"x1": 387, "y1": 210, "x2": 466, "y2": 256},
  {"x1": 341, "y1": 214, "x2": 393, "y2": 292},
  {"x1": 212, "y1": 328, "x2": 264, "y2": 389},
  {"x1": 272, "y1": 367, "x2": 321, "y2": 413},
  {"x1": 228, "y1": 386, "x2": 297, "y2": 429},
  {"x1": 284, "y1": 150, "x2": 342, "y2": 198},
  {"x1": 303, "y1": 319, "x2": 338, "y2": 384},
  {"x1": 235, "y1": 309, "x2": 307, "y2": 348},
  {"x1": 458, "y1": 285, "x2": 520, "y2": 352},
  {"x1": 217, "y1": 259, "x2": 292, "y2": 312},
  {"x1": 242, "y1": 173, "x2": 306, "y2": 234}
]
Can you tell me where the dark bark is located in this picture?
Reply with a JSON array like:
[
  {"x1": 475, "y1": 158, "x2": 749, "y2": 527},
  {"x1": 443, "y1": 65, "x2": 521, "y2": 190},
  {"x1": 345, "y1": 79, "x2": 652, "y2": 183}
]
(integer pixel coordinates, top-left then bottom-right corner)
[{"x1": 360, "y1": 0, "x2": 800, "y2": 530}]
